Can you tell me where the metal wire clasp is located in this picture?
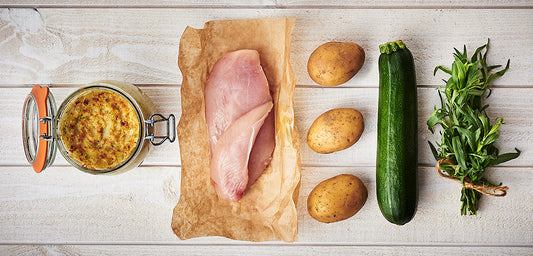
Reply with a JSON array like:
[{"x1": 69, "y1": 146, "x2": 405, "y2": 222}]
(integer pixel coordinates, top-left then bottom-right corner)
[
  {"x1": 144, "y1": 114, "x2": 176, "y2": 146},
  {"x1": 39, "y1": 116, "x2": 55, "y2": 141}
]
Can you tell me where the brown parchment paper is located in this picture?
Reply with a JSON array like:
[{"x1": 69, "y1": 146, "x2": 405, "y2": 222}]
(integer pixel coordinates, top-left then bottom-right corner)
[{"x1": 171, "y1": 18, "x2": 300, "y2": 242}]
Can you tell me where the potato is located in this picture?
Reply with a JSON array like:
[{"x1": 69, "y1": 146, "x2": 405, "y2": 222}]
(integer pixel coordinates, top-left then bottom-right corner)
[
  {"x1": 307, "y1": 108, "x2": 364, "y2": 154},
  {"x1": 307, "y1": 174, "x2": 368, "y2": 223},
  {"x1": 307, "y1": 42, "x2": 365, "y2": 86}
]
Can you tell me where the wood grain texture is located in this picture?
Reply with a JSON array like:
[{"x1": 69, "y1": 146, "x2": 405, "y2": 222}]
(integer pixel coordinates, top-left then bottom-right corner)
[
  {"x1": 0, "y1": 8, "x2": 531, "y2": 86},
  {"x1": 2, "y1": 87, "x2": 530, "y2": 167},
  {"x1": 0, "y1": 0, "x2": 532, "y2": 8},
  {"x1": 0, "y1": 4, "x2": 532, "y2": 254},
  {"x1": 1, "y1": 245, "x2": 532, "y2": 256},
  {"x1": 0, "y1": 166, "x2": 531, "y2": 245}
]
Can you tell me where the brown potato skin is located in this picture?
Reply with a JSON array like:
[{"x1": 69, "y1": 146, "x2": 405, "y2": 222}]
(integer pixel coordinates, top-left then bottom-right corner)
[
  {"x1": 307, "y1": 108, "x2": 364, "y2": 154},
  {"x1": 307, "y1": 42, "x2": 365, "y2": 86},
  {"x1": 307, "y1": 174, "x2": 368, "y2": 223}
]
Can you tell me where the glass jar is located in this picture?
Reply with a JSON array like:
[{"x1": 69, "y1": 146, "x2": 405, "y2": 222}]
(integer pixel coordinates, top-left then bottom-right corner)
[{"x1": 22, "y1": 80, "x2": 175, "y2": 174}]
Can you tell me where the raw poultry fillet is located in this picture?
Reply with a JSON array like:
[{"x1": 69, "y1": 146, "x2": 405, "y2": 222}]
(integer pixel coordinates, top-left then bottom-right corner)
[{"x1": 205, "y1": 49, "x2": 275, "y2": 201}]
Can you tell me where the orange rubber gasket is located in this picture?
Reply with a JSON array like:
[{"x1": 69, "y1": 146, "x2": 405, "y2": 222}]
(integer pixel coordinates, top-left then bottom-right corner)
[{"x1": 30, "y1": 85, "x2": 50, "y2": 173}]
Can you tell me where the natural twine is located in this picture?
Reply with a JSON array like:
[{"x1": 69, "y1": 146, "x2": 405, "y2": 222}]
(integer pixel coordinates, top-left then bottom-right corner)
[{"x1": 436, "y1": 159, "x2": 508, "y2": 197}]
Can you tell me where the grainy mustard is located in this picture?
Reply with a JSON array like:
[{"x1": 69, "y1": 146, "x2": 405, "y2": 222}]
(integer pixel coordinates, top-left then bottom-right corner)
[{"x1": 58, "y1": 88, "x2": 140, "y2": 170}]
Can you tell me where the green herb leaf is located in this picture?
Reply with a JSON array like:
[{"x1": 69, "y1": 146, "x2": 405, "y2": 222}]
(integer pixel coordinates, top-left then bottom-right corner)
[
  {"x1": 428, "y1": 141, "x2": 440, "y2": 160},
  {"x1": 486, "y1": 59, "x2": 510, "y2": 85},
  {"x1": 487, "y1": 148, "x2": 521, "y2": 167},
  {"x1": 434, "y1": 65, "x2": 452, "y2": 75},
  {"x1": 427, "y1": 109, "x2": 447, "y2": 131}
]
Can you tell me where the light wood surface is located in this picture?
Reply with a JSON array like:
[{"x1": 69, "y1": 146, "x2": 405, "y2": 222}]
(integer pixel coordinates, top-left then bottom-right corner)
[
  {"x1": 1, "y1": 166, "x2": 532, "y2": 245},
  {"x1": 0, "y1": 1, "x2": 532, "y2": 255},
  {"x1": 3, "y1": 245, "x2": 533, "y2": 256},
  {"x1": 1, "y1": 0, "x2": 532, "y2": 8},
  {"x1": 0, "y1": 8, "x2": 531, "y2": 87}
]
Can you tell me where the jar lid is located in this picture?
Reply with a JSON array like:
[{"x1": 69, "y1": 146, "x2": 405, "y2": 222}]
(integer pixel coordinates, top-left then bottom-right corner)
[{"x1": 22, "y1": 85, "x2": 57, "y2": 173}]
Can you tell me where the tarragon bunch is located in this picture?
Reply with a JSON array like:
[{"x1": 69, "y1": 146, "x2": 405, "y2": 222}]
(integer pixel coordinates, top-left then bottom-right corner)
[{"x1": 427, "y1": 39, "x2": 520, "y2": 215}]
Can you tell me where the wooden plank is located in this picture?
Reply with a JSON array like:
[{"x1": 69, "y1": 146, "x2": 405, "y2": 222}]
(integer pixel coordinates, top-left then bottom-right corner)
[
  {"x1": 1, "y1": 245, "x2": 532, "y2": 256},
  {"x1": 0, "y1": 166, "x2": 181, "y2": 243},
  {"x1": 0, "y1": 0, "x2": 531, "y2": 8},
  {"x1": 2, "y1": 87, "x2": 531, "y2": 167},
  {"x1": 281, "y1": 0, "x2": 533, "y2": 8},
  {"x1": 0, "y1": 166, "x2": 531, "y2": 245},
  {"x1": 0, "y1": 0, "x2": 279, "y2": 8},
  {"x1": 0, "y1": 8, "x2": 531, "y2": 87}
]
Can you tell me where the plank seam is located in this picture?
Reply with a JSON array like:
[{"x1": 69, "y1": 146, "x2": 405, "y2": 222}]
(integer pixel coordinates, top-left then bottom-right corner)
[
  {"x1": 1, "y1": 84, "x2": 532, "y2": 89},
  {"x1": 0, "y1": 5, "x2": 532, "y2": 9},
  {"x1": 1, "y1": 242, "x2": 532, "y2": 247},
  {"x1": 2, "y1": 164, "x2": 531, "y2": 168}
]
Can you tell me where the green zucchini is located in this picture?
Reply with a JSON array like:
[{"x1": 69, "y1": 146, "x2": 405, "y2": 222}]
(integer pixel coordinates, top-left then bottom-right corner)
[{"x1": 376, "y1": 40, "x2": 418, "y2": 225}]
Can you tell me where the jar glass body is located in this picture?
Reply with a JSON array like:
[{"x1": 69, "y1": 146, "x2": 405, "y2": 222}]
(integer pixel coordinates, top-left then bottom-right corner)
[{"x1": 55, "y1": 81, "x2": 155, "y2": 174}]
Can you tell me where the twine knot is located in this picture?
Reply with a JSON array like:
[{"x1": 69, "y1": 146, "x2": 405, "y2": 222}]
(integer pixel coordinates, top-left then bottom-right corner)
[{"x1": 436, "y1": 159, "x2": 508, "y2": 197}]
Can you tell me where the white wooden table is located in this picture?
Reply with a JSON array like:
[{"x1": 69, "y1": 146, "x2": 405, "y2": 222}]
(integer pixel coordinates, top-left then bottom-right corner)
[{"x1": 1, "y1": 1, "x2": 532, "y2": 255}]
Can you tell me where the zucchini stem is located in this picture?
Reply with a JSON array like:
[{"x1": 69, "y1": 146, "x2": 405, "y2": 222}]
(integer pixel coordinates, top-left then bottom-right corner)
[{"x1": 379, "y1": 40, "x2": 406, "y2": 54}]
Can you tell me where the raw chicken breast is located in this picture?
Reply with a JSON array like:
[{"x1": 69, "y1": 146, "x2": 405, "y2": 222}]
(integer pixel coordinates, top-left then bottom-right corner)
[
  {"x1": 205, "y1": 49, "x2": 275, "y2": 201},
  {"x1": 247, "y1": 110, "x2": 275, "y2": 188}
]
